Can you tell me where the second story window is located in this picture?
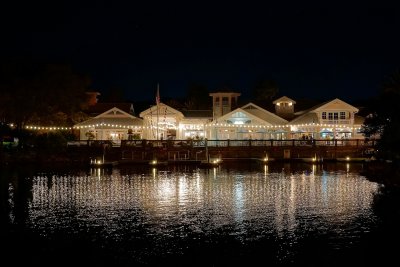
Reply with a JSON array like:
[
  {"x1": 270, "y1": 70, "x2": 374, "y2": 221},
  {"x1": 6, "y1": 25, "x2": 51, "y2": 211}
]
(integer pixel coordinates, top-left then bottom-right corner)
[
  {"x1": 334, "y1": 113, "x2": 338, "y2": 120},
  {"x1": 323, "y1": 111, "x2": 347, "y2": 121}
]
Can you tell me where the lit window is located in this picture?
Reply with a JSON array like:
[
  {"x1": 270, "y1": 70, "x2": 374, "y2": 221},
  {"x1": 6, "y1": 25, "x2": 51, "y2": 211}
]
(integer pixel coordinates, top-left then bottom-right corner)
[{"x1": 334, "y1": 113, "x2": 338, "y2": 120}]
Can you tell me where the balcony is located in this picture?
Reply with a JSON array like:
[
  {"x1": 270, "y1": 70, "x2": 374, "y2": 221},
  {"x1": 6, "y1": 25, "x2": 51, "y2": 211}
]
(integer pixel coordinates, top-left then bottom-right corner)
[{"x1": 321, "y1": 120, "x2": 351, "y2": 125}]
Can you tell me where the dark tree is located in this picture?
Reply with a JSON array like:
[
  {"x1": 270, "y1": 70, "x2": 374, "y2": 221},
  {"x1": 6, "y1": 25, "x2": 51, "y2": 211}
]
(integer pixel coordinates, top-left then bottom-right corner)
[
  {"x1": 0, "y1": 60, "x2": 92, "y2": 128},
  {"x1": 0, "y1": 59, "x2": 40, "y2": 126},
  {"x1": 185, "y1": 83, "x2": 210, "y2": 110},
  {"x1": 362, "y1": 69, "x2": 400, "y2": 161},
  {"x1": 103, "y1": 86, "x2": 125, "y2": 102},
  {"x1": 166, "y1": 98, "x2": 184, "y2": 110},
  {"x1": 252, "y1": 79, "x2": 279, "y2": 105}
]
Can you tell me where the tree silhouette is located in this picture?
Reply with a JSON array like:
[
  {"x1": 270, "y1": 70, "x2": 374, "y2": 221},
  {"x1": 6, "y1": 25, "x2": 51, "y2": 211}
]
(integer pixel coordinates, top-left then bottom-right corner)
[
  {"x1": 185, "y1": 83, "x2": 210, "y2": 110},
  {"x1": 252, "y1": 79, "x2": 279, "y2": 106},
  {"x1": 165, "y1": 98, "x2": 184, "y2": 109},
  {"x1": 0, "y1": 59, "x2": 92, "y2": 128},
  {"x1": 362, "y1": 69, "x2": 400, "y2": 161},
  {"x1": 103, "y1": 86, "x2": 125, "y2": 102}
]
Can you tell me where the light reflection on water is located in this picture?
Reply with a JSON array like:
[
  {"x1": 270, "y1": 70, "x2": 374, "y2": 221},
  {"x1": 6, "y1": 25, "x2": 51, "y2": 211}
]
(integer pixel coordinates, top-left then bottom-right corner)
[
  {"x1": 3, "y1": 164, "x2": 394, "y2": 265},
  {"x1": 9, "y1": 163, "x2": 380, "y2": 265}
]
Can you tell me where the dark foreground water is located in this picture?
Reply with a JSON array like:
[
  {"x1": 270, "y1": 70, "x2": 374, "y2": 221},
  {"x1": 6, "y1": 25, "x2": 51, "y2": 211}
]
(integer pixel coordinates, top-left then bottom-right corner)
[{"x1": 1, "y1": 162, "x2": 400, "y2": 266}]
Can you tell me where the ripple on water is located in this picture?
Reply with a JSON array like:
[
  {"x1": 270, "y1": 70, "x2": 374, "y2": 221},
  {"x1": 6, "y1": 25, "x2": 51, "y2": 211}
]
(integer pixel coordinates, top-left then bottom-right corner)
[{"x1": 2, "y1": 164, "x2": 383, "y2": 265}]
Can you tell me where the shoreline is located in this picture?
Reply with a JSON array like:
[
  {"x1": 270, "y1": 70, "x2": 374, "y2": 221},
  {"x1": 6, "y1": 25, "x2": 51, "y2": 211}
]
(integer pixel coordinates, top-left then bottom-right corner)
[{"x1": 2, "y1": 151, "x2": 399, "y2": 188}]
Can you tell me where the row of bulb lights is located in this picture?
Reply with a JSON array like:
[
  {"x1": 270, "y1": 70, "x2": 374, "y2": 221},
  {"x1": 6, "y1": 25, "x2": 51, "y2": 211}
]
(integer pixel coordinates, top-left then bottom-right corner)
[{"x1": 25, "y1": 123, "x2": 361, "y2": 131}]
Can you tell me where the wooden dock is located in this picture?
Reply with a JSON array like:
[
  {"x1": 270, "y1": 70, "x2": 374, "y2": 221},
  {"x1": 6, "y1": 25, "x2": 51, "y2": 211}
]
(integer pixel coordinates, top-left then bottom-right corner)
[{"x1": 73, "y1": 138, "x2": 376, "y2": 168}]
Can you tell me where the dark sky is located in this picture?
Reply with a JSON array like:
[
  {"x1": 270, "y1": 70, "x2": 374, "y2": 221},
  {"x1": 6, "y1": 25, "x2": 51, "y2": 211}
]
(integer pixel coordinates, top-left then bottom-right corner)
[{"x1": 2, "y1": 1, "x2": 400, "y2": 103}]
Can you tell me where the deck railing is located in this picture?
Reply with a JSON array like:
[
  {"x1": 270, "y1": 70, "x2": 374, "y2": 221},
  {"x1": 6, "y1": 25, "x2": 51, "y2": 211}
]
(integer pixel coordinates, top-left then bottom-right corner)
[{"x1": 67, "y1": 139, "x2": 377, "y2": 148}]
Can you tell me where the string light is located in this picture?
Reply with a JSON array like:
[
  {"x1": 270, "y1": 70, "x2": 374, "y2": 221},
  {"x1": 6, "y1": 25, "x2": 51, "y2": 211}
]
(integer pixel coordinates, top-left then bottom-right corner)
[{"x1": 25, "y1": 122, "x2": 361, "y2": 132}]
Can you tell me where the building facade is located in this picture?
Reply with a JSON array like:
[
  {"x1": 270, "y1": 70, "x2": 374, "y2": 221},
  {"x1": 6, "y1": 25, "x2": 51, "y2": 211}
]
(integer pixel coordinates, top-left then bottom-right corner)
[{"x1": 72, "y1": 93, "x2": 365, "y2": 142}]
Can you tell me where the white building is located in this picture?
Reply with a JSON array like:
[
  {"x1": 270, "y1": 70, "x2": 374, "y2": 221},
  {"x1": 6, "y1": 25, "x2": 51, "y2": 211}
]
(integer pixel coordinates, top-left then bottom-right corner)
[
  {"x1": 72, "y1": 92, "x2": 365, "y2": 142},
  {"x1": 73, "y1": 107, "x2": 143, "y2": 144}
]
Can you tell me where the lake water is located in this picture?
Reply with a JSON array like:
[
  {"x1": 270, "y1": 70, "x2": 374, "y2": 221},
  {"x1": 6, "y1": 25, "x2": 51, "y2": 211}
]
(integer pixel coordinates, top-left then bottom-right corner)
[{"x1": 1, "y1": 162, "x2": 399, "y2": 266}]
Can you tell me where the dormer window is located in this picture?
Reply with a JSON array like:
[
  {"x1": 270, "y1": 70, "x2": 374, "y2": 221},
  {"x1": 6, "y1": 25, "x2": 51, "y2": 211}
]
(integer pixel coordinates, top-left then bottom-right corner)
[
  {"x1": 273, "y1": 96, "x2": 296, "y2": 119},
  {"x1": 277, "y1": 102, "x2": 292, "y2": 107}
]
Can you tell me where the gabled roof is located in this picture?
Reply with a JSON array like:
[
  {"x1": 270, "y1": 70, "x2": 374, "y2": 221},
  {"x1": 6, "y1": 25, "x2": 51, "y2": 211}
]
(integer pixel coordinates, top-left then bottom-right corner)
[
  {"x1": 241, "y1": 102, "x2": 288, "y2": 125},
  {"x1": 313, "y1": 98, "x2": 359, "y2": 112},
  {"x1": 293, "y1": 100, "x2": 330, "y2": 116},
  {"x1": 289, "y1": 98, "x2": 360, "y2": 125},
  {"x1": 139, "y1": 103, "x2": 184, "y2": 118},
  {"x1": 94, "y1": 107, "x2": 134, "y2": 118},
  {"x1": 289, "y1": 112, "x2": 319, "y2": 125},
  {"x1": 272, "y1": 96, "x2": 296, "y2": 104},
  {"x1": 74, "y1": 107, "x2": 143, "y2": 127},
  {"x1": 215, "y1": 108, "x2": 268, "y2": 125},
  {"x1": 214, "y1": 103, "x2": 288, "y2": 126}
]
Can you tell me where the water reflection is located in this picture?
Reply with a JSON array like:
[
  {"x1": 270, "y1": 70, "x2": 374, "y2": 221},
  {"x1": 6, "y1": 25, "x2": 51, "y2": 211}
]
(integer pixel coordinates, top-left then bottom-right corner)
[{"x1": 0, "y1": 163, "x2": 386, "y2": 265}]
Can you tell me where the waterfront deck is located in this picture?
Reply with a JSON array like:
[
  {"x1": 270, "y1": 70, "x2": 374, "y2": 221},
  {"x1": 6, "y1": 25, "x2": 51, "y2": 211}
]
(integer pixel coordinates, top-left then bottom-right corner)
[{"x1": 69, "y1": 139, "x2": 376, "y2": 166}]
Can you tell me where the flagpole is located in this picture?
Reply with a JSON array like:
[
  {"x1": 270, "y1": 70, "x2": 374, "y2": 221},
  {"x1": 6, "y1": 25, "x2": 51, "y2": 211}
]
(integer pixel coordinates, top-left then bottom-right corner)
[{"x1": 156, "y1": 83, "x2": 159, "y2": 142}]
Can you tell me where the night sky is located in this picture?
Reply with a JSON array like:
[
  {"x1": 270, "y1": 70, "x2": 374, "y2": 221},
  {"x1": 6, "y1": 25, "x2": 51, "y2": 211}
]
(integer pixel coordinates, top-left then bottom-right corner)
[{"x1": 2, "y1": 1, "x2": 400, "y2": 103}]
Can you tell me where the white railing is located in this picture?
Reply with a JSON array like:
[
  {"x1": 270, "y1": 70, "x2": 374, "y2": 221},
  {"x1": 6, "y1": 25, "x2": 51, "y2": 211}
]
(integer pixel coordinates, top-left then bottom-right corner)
[{"x1": 321, "y1": 120, "x2": 351, "y2": 125}]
